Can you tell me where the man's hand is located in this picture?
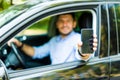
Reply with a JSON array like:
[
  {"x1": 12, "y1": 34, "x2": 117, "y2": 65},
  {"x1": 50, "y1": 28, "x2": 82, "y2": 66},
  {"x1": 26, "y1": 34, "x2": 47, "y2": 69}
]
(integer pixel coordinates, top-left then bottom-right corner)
[
  {"x1": 8, "y1": 38, "x2": 34, "y2": 57},
  {"x1": 7, "y1": 38, "x2": 22, "y2": 47},
  {"x1": 90, "y1": 34, "x2": 97, "y2": 51},
  {"x1": 78, "y1": 34, "x2": 97, "y2": 60},
  {"x1": 80, "y1": 54, "x2": 91, "y2": 60}
]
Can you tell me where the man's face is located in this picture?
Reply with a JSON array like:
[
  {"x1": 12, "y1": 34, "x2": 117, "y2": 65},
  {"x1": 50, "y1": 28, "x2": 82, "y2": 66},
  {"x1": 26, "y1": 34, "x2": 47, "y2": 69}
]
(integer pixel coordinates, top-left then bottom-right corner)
[{"x1": 56, "y1": 14, "x2": 76, "y2": 37}]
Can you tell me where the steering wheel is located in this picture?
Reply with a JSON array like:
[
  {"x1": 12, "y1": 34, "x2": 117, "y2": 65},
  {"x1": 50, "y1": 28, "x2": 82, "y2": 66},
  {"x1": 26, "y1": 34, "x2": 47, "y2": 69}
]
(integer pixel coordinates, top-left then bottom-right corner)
[{"x1": 10, "y1": 42, "x2": 25, "y2": 68}]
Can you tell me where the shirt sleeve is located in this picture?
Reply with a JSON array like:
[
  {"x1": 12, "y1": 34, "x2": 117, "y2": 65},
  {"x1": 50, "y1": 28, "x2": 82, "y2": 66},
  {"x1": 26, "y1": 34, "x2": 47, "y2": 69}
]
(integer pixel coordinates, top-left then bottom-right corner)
[{"x1": 32, "y1": 42, "x2": 50, "y2": 59}]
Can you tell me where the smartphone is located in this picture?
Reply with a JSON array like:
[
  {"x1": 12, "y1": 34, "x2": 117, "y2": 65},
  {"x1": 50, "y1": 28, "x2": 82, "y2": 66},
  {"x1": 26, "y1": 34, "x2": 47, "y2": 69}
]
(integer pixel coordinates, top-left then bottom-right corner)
[{"x1": 81, "y1": 28, "x2": 93, "y2": 54}]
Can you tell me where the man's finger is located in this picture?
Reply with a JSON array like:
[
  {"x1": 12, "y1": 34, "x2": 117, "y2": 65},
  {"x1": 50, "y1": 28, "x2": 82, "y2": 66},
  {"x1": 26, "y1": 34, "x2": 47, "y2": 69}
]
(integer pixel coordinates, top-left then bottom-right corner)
[{"x1": 78, "y1": 42, "x2": 83, "y2": 48}]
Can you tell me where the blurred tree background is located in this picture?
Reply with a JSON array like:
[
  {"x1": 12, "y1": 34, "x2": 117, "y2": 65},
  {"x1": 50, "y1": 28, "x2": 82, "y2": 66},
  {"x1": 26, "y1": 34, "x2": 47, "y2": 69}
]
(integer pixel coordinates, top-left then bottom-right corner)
[{"x1": 0, "y1": 0, "x2": 26, "y2": 11}]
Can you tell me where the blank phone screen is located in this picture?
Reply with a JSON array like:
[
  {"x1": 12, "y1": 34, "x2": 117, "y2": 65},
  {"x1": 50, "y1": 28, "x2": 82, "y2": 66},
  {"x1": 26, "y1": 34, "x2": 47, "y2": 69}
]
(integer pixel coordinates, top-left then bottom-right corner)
[{"x1": 81, "y1": 29, "x2": 93, "y2": 54}]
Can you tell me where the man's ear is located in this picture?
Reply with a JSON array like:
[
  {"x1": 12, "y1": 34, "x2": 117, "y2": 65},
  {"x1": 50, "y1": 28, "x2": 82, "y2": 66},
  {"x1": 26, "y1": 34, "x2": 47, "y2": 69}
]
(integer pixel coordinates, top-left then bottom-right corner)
[{"x1": 73, "y1": 20, "x2": 77, "y2": 28}]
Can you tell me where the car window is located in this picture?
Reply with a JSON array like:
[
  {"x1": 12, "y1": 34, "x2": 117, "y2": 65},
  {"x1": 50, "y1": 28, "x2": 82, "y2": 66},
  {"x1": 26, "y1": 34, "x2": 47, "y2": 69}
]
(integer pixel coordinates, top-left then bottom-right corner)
[
  {"x1": 114, "y1": 4, "x2": 120, "y2": 54},
  {"x1": 100, "y1": 4, "x2": 109, "y2": 58},
  {"x1": 108, "y1": 4, "x2": 120, "y2": 55},
  {"x1": 3, "y1": 11, "x2": 96, "y2": 70},
  {"x1": 100, "y1": 3, "x2": 120, "y2": 58},
  {"x1": 17, "y1": 11, "x2": 93, "y2": 37}
]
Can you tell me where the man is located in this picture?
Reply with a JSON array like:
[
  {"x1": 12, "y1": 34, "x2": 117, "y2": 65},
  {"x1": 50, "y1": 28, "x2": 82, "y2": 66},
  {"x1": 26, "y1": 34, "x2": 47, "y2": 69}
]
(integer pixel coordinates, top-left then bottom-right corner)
[{"x1": 8, "y1": 13, "x2": 97, "y2": 65}]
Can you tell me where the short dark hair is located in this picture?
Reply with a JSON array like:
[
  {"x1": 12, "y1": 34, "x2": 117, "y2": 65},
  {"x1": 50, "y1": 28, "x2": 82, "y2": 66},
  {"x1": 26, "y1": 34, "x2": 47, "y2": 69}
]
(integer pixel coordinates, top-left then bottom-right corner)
[{"x1": 56, "y1": 13, "x2": 76, "y2": 21}]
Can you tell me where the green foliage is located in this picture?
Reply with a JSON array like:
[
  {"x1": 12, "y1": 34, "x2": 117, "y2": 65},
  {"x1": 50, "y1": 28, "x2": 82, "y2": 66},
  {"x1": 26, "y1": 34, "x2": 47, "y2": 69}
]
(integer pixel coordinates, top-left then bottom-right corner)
[
  {"x1": 0, "y1": 0, "x2": 12, "y2": 11},
  {"x1": 3, "y1": 0, "x2": 11, "y2": 9},
  {"x1": 28, "y1": 17, "x2": 50, "y2": 30},
  {"x1": 0, "y1": 0, "x2": 27, "y2": 11}
]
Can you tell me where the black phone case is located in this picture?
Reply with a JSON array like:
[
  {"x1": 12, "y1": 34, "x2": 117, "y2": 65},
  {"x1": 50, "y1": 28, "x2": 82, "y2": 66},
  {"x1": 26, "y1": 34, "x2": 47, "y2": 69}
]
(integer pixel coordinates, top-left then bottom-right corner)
[{"x1": 81, "y1": 29, "x2": 93, "y2": 54}]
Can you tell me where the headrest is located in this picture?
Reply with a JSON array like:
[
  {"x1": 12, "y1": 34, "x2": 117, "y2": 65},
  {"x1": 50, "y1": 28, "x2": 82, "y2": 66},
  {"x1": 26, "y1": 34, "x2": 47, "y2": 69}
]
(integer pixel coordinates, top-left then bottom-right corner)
[
  {"x1": 47, "y1": 16, "x2": 58, "y2": 37},
  {"x1": 78, "y1": 12, "x2": 92, "y2": 30}
]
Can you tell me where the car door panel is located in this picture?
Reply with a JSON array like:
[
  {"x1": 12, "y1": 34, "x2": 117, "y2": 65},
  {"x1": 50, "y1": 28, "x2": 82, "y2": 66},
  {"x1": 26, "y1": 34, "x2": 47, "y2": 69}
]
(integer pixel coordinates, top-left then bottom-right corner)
[
  {"x1": 110, "y1": 55, "x2": 120, "y2": 80},
  {"x1": 7, "y1": 59, "x2": 109, "y2": 80}
]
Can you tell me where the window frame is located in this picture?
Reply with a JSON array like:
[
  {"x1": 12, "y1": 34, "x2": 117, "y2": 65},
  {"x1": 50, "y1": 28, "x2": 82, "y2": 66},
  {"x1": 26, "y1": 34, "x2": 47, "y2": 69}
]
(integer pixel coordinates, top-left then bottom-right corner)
[{"x1": 1, "y1": 2, "x2": 99, "y2": 80}]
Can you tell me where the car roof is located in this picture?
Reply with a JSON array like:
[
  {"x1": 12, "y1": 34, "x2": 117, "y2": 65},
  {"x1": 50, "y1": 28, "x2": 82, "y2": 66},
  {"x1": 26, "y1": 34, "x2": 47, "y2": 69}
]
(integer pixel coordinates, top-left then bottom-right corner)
[{"x1": 0, "y1": 0, "x2": 119, "y2": 28}]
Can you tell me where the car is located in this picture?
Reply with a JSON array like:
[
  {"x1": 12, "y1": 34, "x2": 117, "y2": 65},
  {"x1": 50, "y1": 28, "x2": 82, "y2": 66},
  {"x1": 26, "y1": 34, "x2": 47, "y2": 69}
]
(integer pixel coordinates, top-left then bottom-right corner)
[{"x1": 0, "y1": 0, "x2": 120, "y2": 80}]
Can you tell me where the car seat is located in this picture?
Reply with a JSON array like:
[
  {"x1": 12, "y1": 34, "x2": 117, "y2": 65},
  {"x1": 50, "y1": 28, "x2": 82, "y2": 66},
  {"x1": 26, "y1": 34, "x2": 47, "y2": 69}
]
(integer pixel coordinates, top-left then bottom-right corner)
[
  {"x1": 78, "y1": 12, "x2": 92, "y2": 33},
  {"x1": 48, "y1": 16, "x2": 58, "y2": 37}
]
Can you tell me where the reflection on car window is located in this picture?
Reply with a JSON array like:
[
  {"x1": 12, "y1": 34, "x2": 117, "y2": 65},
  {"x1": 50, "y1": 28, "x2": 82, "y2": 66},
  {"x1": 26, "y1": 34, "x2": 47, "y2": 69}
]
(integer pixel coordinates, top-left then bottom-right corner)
[
  {"x1": 0, "y1": 0, "x2": 42, "y2": 28},
  {"x1": 0, "y1": 9, "x2": 25, "y2": 27},
  {"x1": 108, "y1": 4, "x2": 118, "y2": 55},
  {"x1": 108, "y1": 4, "x2": 120, "y2": 55},
  {"x1": 115, "y1": 4, "x2": 120, "y2": 54},
  {"x1": 100, "y1": 4, "x2": 109, "y2": 58}
]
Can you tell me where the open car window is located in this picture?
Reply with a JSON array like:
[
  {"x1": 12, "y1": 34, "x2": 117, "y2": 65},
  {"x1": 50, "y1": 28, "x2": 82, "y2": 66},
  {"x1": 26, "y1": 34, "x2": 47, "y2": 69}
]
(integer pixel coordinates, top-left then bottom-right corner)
[{"x1": 1, "y1": 11, "x2": 95, "y2": 70}]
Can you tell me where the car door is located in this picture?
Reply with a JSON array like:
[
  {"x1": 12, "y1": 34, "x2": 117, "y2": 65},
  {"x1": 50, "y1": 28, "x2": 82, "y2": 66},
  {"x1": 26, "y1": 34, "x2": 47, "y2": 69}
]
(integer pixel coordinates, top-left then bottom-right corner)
[
  {"x1": 7, "y1": 2, "x2": 109, "y2": 80},
  {"x1": 0, "y1": 1, "x2": 117, "y2": 80}
]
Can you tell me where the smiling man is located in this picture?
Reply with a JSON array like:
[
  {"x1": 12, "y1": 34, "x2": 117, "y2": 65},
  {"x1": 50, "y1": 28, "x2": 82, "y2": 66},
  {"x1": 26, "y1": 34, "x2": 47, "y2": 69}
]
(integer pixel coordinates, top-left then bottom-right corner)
[{"x1": 8, "y1": 13, "x2": 97, "y2": 65}]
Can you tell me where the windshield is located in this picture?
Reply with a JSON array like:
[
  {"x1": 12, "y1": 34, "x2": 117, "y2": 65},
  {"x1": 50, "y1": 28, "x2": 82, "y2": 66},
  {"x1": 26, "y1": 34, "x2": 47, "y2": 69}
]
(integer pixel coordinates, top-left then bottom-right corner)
[{"x1": 0, "y1": 0, "x2": 43, "y2": 28}]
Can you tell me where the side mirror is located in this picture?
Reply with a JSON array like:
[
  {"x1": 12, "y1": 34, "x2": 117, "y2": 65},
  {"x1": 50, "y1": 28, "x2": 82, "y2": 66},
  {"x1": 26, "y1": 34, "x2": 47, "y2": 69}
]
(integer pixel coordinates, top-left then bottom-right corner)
[{"x1": 0, "y1": 59, "x2": 9, "y2": 80}]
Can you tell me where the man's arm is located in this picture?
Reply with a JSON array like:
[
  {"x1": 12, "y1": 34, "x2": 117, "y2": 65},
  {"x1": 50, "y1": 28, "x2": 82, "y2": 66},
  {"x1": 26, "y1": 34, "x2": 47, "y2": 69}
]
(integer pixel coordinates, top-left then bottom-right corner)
[{"x1": 8, "y1": 38, "x2": 35, "y2": 57}]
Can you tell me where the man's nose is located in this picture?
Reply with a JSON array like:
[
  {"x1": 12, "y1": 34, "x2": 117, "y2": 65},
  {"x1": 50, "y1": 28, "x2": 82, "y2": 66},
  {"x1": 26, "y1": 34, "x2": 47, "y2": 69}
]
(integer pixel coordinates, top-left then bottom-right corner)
[{"x1": 63, "y1": 22, "x2": 67, "y2": 26}]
